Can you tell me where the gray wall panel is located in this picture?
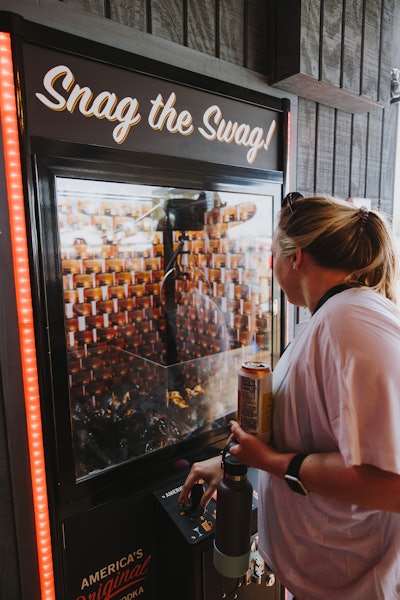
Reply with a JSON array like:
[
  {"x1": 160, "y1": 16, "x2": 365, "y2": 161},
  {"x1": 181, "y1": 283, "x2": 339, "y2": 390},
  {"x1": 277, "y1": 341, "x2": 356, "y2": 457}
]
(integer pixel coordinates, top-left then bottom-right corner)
[{"x1": 333, "y1": 110, "x2": 352, "y2": 199}]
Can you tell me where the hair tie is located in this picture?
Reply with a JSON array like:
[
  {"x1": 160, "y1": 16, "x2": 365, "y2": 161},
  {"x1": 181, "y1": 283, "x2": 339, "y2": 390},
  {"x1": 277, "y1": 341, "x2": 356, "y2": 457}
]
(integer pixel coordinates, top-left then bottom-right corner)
[{"x1": 358, "y1": 206, "x2": 369, "y2": 225}]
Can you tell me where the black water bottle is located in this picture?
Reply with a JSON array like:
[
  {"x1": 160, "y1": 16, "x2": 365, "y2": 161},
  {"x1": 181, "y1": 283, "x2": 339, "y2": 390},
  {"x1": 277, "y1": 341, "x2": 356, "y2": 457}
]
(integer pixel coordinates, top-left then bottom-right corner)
[{"x1": 213, "y1": 441, "x2": 253, "y2": 578}]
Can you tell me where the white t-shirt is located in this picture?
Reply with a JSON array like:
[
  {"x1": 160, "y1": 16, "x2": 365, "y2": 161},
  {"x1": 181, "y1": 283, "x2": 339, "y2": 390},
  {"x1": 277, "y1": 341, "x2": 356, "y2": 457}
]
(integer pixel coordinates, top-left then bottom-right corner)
[{"x1": 257, "y1": 287, "x2": 400, "y2": 600}]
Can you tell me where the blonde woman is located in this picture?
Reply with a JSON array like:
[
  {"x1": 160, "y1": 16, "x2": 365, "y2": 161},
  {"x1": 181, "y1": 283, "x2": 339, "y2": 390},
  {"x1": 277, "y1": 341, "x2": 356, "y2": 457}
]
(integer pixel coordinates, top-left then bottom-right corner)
[{"x1": 179, "y1": 194, "x2": 400, "y2": 600}]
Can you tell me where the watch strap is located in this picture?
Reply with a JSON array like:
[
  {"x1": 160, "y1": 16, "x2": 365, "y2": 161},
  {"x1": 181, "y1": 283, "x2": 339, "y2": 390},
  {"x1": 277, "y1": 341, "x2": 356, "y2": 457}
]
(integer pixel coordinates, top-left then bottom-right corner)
[
  {"x1": 286, "y1": 453, "x2": 308, "y2": 476},
  {"x1": 284, "y1": 453, "x2": 309, "y2": 495}
]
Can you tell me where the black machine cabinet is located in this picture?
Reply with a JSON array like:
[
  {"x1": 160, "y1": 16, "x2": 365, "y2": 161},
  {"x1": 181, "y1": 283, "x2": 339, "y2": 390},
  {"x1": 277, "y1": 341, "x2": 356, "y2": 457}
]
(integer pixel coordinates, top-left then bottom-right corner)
[
  {"x1": 61, "y1": 488, "x2": 157, "y2": 600},
  {"x1": 0, "y1": 12, "x2": 289, "y2": 600},
  {"x1": 154, "y1": 462, "x2": 284, "y2": 600},
  {"x1": 59, "y1": 452, "x2": 284, "y2": 600}
]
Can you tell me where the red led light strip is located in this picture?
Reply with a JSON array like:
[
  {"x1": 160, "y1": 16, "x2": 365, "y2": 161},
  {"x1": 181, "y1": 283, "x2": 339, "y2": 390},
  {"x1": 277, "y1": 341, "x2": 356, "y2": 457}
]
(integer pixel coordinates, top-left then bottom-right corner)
[{"x1": 0, "y1": 32, "x2": 55, "y2": 599}]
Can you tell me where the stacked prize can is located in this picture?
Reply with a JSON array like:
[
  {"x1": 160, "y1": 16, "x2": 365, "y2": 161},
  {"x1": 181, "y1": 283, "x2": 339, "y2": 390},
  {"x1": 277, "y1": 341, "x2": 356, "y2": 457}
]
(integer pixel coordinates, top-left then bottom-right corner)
[{"x1": 238, "y1": 361, "x2": 272, "y2": 443}]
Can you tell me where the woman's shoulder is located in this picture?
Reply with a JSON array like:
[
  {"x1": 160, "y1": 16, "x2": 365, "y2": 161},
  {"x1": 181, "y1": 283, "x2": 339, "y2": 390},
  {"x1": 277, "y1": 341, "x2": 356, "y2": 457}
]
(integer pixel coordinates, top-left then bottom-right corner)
[{"x1": 321, "y1": 287, "x2": 400, "y2": 340}]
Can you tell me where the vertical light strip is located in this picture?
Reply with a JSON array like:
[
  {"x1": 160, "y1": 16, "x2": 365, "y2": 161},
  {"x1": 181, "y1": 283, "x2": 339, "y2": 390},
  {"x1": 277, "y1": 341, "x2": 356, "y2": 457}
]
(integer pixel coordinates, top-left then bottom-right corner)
[
  {"x1": 286, "y1": 109, "x2": 292, "y2": 192},
  {"x1": 0, "y1": 32, "x2": 55, "y2": 600},
  {"x1": 284, "y1": 108, "x2": 293, "y2": 345}
]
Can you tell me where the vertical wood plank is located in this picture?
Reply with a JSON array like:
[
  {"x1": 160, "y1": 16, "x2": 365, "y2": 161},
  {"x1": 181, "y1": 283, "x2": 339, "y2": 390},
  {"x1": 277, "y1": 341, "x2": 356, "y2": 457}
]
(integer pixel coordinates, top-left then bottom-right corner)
[
  {"x1": 393, "y1": 0, "x2": 400, "y2": 68},
  {"x1": 378, "y1": 0, "x2": 395, "y2": 104},
  {"x1": 296, "y1": 98, "x2": 317, "y2": 195},
  {"x1": 342, "y1": 0, "x2": 363, "y2": 94},
  {"x1": 315, "y1": 104, "x2": 335, "y2": 195},
  {"x1": 219, "y1": 0, "x2": 244, "y2": 66},
  {"x1": 246, "y1": 0, "x2": 268, "y2": 73},
  {"x1": 333, "y1": 110, "x2": 352, "y2": 198},
  {"x1": 187, "y1": 0, "x2": 216, "y2": 56},
  {"x1": 62, "y1": 0, "x2": 106, "y2": 17},
  {"x1": 151, "y1": 0, "x2": 185, "y2": 45},
  {"x1": 379, "y1": 105, "x2": 397, "y2": 214},
  {"x1": 350, "y1": 112, "x2": 368, "y2": 198},
  {"x1": 320, "y1": 0, "x2": 342, "y2": 87},
  {"x1": 300, "y1": 0, "x2": 320, "y2": 79},
  {"x1": 361, "y1": 0, "x2": 381, "y2": 101},
  {"x1": 365, "y1": 111, "x2": 383, "y2": 202},
  {"x1": 109, "y1": 0, "x2": 147, "y2": 30}
]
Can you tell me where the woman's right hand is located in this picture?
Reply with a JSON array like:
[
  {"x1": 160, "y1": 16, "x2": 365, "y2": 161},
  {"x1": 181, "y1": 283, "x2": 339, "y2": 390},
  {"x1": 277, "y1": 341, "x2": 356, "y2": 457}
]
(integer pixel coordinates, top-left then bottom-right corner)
[{"x1": 178, "y1": 454, "x2": 223, "y2": 508}]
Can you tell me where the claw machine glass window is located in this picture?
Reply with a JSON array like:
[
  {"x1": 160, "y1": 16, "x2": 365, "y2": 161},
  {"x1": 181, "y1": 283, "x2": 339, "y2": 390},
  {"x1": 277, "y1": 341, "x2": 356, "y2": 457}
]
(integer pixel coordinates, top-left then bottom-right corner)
[{"x1": 56, "y1": 178, "x2": 275, "y2": 480}]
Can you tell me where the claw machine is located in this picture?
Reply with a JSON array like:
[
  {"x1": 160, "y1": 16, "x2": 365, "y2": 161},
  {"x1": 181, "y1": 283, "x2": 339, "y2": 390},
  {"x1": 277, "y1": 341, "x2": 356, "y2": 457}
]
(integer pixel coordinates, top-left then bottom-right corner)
[{"x1": 0, "y1": 10, "x2": 288, "y2": 600}]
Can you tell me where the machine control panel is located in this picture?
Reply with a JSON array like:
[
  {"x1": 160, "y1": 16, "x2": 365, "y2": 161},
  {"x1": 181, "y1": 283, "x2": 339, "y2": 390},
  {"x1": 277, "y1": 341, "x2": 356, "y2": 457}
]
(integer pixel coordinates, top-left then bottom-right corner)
[
  {"x1": 154, "y1": 480, "x2": 217, "y2": 544},
  {"x1": 153, "y1": 468, "x2": 259, "y2": 545}
]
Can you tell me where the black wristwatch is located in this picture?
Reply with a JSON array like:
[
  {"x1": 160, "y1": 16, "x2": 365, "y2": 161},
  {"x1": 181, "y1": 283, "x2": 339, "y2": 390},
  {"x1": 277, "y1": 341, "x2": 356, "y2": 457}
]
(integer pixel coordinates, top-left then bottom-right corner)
[{"x1": 284, "y1": 454, "x2": 309, "y2": 495}]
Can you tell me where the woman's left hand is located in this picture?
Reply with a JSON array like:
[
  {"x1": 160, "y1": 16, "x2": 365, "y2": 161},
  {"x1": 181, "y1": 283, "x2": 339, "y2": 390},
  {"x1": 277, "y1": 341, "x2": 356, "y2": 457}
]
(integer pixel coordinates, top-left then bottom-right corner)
[{"x1": 228, "y1": 420, "x2": 278, "y2": 470}]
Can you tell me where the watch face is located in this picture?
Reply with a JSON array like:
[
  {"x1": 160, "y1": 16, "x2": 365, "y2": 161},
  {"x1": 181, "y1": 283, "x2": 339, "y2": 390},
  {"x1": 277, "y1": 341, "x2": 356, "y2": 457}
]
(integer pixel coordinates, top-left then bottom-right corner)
[{"x1": 284, "y1": 474, "x2": 309, "y2": 495}]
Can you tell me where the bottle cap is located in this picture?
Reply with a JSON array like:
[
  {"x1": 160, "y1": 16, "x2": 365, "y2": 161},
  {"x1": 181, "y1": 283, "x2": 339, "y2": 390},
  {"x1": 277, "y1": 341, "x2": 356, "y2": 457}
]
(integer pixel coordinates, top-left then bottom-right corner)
[
  {"x1": 223, "y1": 453, "x2": 248, "y2": 476},
  {"x1": 221, "y1": 440, "x2": 248, "y2": 476}
]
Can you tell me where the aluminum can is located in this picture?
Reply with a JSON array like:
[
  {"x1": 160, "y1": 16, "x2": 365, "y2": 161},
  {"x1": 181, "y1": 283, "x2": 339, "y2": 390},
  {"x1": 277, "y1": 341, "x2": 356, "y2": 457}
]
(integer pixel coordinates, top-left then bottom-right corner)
[{"x1": 238, "y1": 361, "x2": 272, "y2": 443}]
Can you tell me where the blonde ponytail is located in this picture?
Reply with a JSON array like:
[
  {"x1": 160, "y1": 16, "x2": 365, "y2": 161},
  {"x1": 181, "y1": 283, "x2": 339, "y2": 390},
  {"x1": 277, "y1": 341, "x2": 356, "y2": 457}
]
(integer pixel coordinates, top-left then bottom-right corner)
[{"x1": 278, "y1": 195, "x2": 399, "y2": 303}]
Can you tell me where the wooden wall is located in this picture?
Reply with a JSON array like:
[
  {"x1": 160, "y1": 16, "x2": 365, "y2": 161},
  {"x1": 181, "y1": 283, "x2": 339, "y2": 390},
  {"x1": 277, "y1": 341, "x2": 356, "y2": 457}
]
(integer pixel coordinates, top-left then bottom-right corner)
[
  {"x1": 61, "y1": 0, "x2": 268, "y2": 72},
  {"x1": 57, "y1": 0, "x2": 400, "y2": 214},
  {"x1": 268, "y1": 0, "x2": 399, "y2": 214},
  {"x1": 296, "y1": 99, "x2": 398, "y2": 214}
]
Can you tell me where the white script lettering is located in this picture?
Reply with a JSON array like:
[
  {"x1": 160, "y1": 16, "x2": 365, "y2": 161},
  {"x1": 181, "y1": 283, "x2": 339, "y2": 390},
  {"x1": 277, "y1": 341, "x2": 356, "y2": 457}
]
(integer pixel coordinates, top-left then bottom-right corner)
[
  {"x1": 198, "y1": 105, "x2": 276, "y2": 164},
  {"x1": 35, "y1": 65, "x2": 141, "y2": 144},
  {"x1": 148, "y1": 92, "x2": 194, "y2": 135}
]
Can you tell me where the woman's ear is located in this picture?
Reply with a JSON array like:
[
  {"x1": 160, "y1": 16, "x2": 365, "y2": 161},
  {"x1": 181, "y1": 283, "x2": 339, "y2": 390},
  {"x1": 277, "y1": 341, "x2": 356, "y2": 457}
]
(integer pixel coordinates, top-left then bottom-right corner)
[{"x1": 292, "y1": 248, "x2": 302, "y2": 270}]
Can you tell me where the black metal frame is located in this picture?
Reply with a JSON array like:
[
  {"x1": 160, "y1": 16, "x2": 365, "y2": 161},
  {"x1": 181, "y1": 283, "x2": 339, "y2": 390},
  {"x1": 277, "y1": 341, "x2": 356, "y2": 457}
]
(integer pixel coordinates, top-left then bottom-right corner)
[{"x1": 32, "y1": 144, "x2": 284, "y2": 509}]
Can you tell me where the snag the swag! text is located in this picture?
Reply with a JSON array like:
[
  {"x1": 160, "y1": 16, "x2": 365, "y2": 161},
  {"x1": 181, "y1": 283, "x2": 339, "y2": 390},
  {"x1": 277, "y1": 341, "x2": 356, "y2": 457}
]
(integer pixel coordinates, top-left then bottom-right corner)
[{"x1": 35, "y1": 65, "x2": 277, "y2": 165}]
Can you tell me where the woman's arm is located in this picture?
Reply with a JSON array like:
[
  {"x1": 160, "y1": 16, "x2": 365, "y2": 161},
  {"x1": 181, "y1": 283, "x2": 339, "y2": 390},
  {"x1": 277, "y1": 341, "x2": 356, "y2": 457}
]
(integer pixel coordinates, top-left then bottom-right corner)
[
  {"x1": 228, "y1": 420, "x2": 400, "y2": 513},
  {"x1": 295, "y1": 452, "x2": 400, "y2": 511}
]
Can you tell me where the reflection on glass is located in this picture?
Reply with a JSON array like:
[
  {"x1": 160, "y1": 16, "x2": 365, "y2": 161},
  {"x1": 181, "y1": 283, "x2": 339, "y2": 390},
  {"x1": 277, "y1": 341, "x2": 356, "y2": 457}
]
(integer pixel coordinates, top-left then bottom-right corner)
[{"x1": 56, "y1": 179, "x2": 274, "y2": 479}]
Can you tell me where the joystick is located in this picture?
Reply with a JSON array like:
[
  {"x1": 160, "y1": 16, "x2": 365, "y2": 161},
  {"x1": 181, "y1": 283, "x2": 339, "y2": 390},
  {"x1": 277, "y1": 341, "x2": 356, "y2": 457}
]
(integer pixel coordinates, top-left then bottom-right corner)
[{"x1": 183, "y1": 482, "x2": 205, "y2": 517}]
